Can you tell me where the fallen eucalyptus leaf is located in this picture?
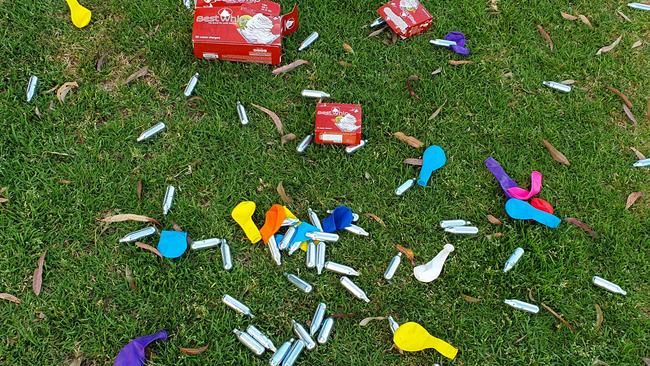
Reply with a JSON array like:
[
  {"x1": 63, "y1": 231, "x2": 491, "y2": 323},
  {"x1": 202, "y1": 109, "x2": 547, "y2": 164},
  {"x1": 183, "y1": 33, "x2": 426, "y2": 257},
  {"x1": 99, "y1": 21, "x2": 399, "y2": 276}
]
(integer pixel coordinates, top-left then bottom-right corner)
[
  {"x1": 541, "y1": 302, "x2": 576, "y2": 333},
  {"x1": 431, "y1": 67, "x2": 443, "y2": 75},
  {"x1": 276, "y1": 181, "x2": 293, "y2": 204},
  {"x1": 429, "y1": 100, "x2": 447, "y2": 120},
  {"x1": 448, "y1": 60, "x2": 474, "y2": 65},
  {"x1": 625, "y1": 192, "x2": 643, "y2": 209},
  {"x1": 136, "y1": 180, "x2": 142, "y2": 200},
  {"x1": 135, "y1": 242, "x2": 162, "y2": 258},
  {"x1": 542, "y1": 139, "x2": 570, "y2": 165},
  {"x1": 394, "y1": 132, "x2": 423, "y2": 148},
  {"x1": 617, "y1": 10, "x2": 631, "y2": 22},
  {"x1": 359, "y1": 316, "x2": 386, "y2": 326},
  {"x1": 125, "y1": 266, "x2": 136, "y2": 290},
  {"x1": 179, "y1": 344, "x2": 209, "y2": 355},
  {"x1": 631, "y1": 40, "x2": 643, "y2": 49},
  {"x1": 537, "y1": 25, "x2": 554, "y2": 50},
  {"x1": 368, "y1": 26, "x2": 387, "y2": 37},
  {"x1": 578, "y1": 14, "x2": 593, "y2": 28},
  {"x1": 57, "y1": 82, "x2": 79, "y2": 103},
  {"x1": 403, "y1": 158, "x2": 423, "y2": 166},
  {"x1": 594, "y1": 304, "x2": 603, "y2": 332},
  {"x1": 251, "y1": 103, "x2": 284, "y2": 134},
  {"x1": 630, "y1": 147, "x2": 646, "y2": 160},
  {"x1": 461, "y1": 294, "x2": 481, "y2": 303},
  {"x1": 125, "y1": 67, "x2": 149, "y2": 85},
  {"x1": 99, "y1": 214, "x2": 160, "y2": 226},
  {"x1": 406, "y1": 75, "x2": 420, "y2": 99},
  {"x1": 0, "y1": 293, "x2": 21, "y2": 304},
  {"x1": 33, "y1": 251, "x2": 46, "y2": 296},
  {"x1": 280, "y1": 133, "x2": 296, "y2": 145},
  {"x1": 363, "y1": 213, "x2": 386, "y2": 227},
  {"x1": 561, "y1": 79, "x2": 576, "y2": 85},
  {"x1": 487, "y1": 214, "x2": 502, "y2": 225},
  {"x1": 561, "y1": 12, "x2": 578, "y2": 21},
  {"x1": 395, "y1": 244, "x2": 415, "y2": 265},
  {"x1": 330, "y1": 313, "x2": 355, "y2": 319},
  {"x1": 96, "y1": 54, "x2": 107, "y2": 72},
  {"x1": 606, "y1": 86, "x2": 633, "y2": 109},
  {"x1": 271, "y1": 60, "x2": 309, "y2": 75},
  {"x1": 565, "y1": 217, "x2": 597, "y2": 238},
  {"x1": 623, "y1": 104, "x2": 637, "y2": 126},
  {"x1": 596, "y1": 35, "x2": 622, "y2": 55},
  {"x1": 343, "y1": 43, "x2": 354, "y2": 53}
]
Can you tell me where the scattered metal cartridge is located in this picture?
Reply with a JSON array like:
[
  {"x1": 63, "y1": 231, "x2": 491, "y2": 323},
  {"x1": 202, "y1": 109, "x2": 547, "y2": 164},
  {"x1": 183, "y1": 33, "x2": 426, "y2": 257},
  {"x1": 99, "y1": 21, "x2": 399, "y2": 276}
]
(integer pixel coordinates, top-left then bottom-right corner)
[
  {"x1": 281, "y1": 339, "x2": 305, "y2": 366},
  {"x1": 287, "y1": 240, "x2": 302, "y2": 256},
  {"x1": 370, "y1": 16, "x2": 386, "y2": 28},
  {"x1": 628, "y1": 2, "x2": 650, "y2": 10},
  {"x1": 503, "y1": 247, "x2": 524, "y2": 273},
  {"x1": 324, "y1": 261, "x2": 360, "y2": 276},
  {"x1": 183, "y1": 0, "x2": 192, "y2": 9},
  {"x1": 429, "y1": 39, "x2": 457, "y2": 47},
  {"x1": 291, "y1": 320, "x2": 316, "y2": 350},
  {"x1": 395, "y1": 178, "x2": 415, "y2": 196},
  {"x1": 268, "y1": 236, "x2": 282, "y2": 266},
  {"x1": 270, "y1": 339, "x2": 294, "y2": 366},
  {"x1": 383, "y1": 252, "x2": 402, "y2": 280},
  {"x1": 190, "y1": 238, "x2": 222, "y2": 250},
  {"x1": 222, "y1": 294, "x2": 254, "y2": 318},
  {"x1": 162, "y1": 185, "x2": 175, "y2": 215},
  {"x1": 306, "y1": 241, "x2": 316, "y2": 268},
  {"x1": 633, "y1": 158, "x2": 650, "y2": 167},
  {"x1": 444, "y1": 226, "x2": 479, "y2": 234},
  {"x1": 236, "y1": 101, "x2": 249, "y2": 125},
  {"x1": 387, "y1": 316, "x2": 399, "y2": 333},
  {"x1": 282, "y1": 218, "x2": 300, "y2": 227},
  {"x1": 119, "y1": 226, "x2": 157, "y2": 243},
  {"x1": 307, "y1": 208, "x2": 323, "y2": 231},
  {"x1": 344, "y1": 224, "x2": 369, "y2": 236},
  {"x1": 592, "y1": 276, "x2": 627, "y2": 295},
  {"x1": 137, "y1": 122, "x2": 166, "y2": 142},
  {"x1": 504, "y1": 299, "x2": 539, "y2": 314},
  {"x1": 234, "y1": 328, "x2": 265, "y2": 356},
  {"x1": 316, "y1": 317, "x2": 334, "y2": 344},
  {"x1": 221, "y1": 239, "x2": 233, "y2": 271},
  {"x1": 27, "y1": 75, "x2": 38, "y2": 102},
  {"x1": 340, "y1": 276, "x2": 370, "y2": 303},
  {"x1": 279, "y1": 227, "x2": 296, "y2": 250},
  {"x1": 296, "y1": 134, "x2": 313, "y2": 153},
  {"x1": 345, "y1": 140, "x2": 367, "y2": 154},
  {"x1": 316, "y1": 242, "x2": 326, "y2": 274},
  {"x1": 298, "y1": 32, "x2": 319, "y2": 51},
  {"x1": 284, "y1": 272, "x2": 313, "y2": 293},
  {"x1": 301, "y1": 89, "x2": 330, "y2": 99},
  {"x1": 246, "y1": 325, "x2": 276, "y2": 352},
  {"x1": 439, "y1": 219, "x2": 472, "y2": 228},
  {"x1": 309, "y1": 303, "x2": 326, "y2": 336},
  {"x1": 543, "y1": 81, "x2": 571, "y2": 93},
  {"x1": 184, "y1": 73, "x2": 199, "y2": 97},
  {"x1": 306, "y1": 231, "x2": 339, "y2": 242}
]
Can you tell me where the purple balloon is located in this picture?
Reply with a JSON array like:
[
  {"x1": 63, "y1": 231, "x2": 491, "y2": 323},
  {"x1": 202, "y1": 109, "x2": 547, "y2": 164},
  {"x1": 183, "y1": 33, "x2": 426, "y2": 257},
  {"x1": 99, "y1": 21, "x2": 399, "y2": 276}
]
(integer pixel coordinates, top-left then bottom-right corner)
[
  {"x1": 485, "y1": 157, "x2": 519, "y2": 198},
  {"x1": 114, "y1": 330, "x2": 168, "y2": 366},
  {"x1": 444, "y1": 31, "x2": 470, "y2": 56}
]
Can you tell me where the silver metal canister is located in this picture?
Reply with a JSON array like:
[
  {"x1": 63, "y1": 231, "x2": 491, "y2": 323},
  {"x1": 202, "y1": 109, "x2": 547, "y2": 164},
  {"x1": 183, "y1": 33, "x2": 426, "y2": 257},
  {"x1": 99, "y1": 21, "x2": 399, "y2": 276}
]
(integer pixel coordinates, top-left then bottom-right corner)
[
  {"x1": 298, "y1": 32, "x2": 319, "y2": 51},
  {"x1": 269, "y1": 339, "x2": 294, "y2": 366},
  {"x1": 383, "y1": 252, "x2": 402, "y2": 280},
  {"x1": 291, "y1": 320, "x2": 316, "y2": 350},
  {"x1": 316, "y1": 317, "x2": 334, "y2": 344},
  {"x1": 281, "y1": 339, "x2": 305, "y2": 366},
  {"x1": 190, "y1": 238, "x2": 222, "y2": 250},
  {"x1": 184, "y1": 73, "x2": 199, "y2": 97},
  {"x1": 221, "y1": 239, "x2": 233, "y2": 271},
  {"x1": 222, "y1": 294, "x2": 254, "y2": 318},
  {"x1": 234, "y1": 328, "x2": 265, "y2": 355},
  {"x1": 309, "y1": 303, "x2": 326, "y2": 336},
  {"x1": 340, "y1": 276, "x2": 370, "y2": 302},
  {"x1": 246, "y1": 325, "x2": 276, "y2": 352},
  {"x1": 119, "y1": 226, "x2": 157, "y2": 243},
  {"x1": 324, "y1": 261, "x2": 360, "y2": 276},
  {"x1": 285, "y1": 273, "x2": 313, "y2": 293}
]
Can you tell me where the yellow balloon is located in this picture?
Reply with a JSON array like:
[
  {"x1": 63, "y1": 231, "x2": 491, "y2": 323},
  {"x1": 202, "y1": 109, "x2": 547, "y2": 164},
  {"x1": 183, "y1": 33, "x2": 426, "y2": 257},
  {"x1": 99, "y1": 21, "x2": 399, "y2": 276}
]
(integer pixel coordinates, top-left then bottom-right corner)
[
  {"x1": 66, "y1": 0, "x2": 92, "y2": 28},
  {"x1": 393, "y1": 322, "x2": 458, "y2": 360},
  {"x1": 283, "y1": 206, "x2": 297, "y2": 219},
  {"x1": 231, "y1": 201, "x2": 261, "y2": 243}
]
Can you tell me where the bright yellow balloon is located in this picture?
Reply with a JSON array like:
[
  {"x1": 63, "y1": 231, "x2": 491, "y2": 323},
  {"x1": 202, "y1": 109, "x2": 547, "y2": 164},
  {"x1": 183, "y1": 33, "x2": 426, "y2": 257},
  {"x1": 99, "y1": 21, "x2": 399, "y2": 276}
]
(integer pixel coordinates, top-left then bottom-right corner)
[
  {"x1": 231, "y1": 201, "x2": 261, "y2": 243},
  {"x1": 393, "y1": 322, "x2": 458, "y2": 360},
  {"x1": 283, "y1": 206, "x2": 297, "y2": 219},
  {"x1": 66, "y1": 0, "x2": 92, "y2": 28}
]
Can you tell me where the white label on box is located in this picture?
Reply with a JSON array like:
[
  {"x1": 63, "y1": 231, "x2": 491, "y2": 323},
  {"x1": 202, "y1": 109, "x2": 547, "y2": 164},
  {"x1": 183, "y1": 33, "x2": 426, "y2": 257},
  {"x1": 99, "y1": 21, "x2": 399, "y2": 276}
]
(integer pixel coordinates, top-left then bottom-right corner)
[{"x1": 321, "y1": 134, "x2": 343, "y2": 143}]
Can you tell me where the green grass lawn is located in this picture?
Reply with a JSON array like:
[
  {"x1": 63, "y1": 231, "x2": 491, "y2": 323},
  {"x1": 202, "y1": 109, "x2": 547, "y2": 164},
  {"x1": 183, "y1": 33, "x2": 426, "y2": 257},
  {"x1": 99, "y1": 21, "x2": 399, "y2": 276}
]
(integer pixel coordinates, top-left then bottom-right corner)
[{"x1": 1, "y1": 0, "x2": 649, "y2": 364}]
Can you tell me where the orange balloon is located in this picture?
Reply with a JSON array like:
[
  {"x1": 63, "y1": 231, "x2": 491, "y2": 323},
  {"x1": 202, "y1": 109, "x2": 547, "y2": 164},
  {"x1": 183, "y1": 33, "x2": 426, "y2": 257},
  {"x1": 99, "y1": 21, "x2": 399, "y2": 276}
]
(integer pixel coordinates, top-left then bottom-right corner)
[{"x1": 259, "y1": 204, "x2": 286, "y2": 243}]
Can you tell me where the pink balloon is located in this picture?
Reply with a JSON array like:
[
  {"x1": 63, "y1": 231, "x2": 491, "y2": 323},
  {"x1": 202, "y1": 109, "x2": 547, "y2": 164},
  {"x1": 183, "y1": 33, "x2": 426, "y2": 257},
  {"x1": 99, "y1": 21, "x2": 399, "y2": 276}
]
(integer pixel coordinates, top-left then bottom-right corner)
[{"x1": 507, "y1": 171, "x2": 542, "y2": 200}]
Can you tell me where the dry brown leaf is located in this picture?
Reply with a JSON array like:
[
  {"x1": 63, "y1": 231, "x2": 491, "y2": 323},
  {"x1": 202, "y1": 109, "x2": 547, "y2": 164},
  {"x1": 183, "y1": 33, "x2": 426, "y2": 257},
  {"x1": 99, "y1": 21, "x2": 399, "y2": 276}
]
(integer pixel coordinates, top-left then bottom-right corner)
[
  {"x1": 368, "y1": 26, "x2": 387, "y2": 37},
  {"x1": 403, "y1": 158, "x2": 423, "y2": 166},
  {"x1": 135, "y1": 242, "x2": 162, "y2": 258},
  {"x1": 632, "y1": 40, "x2": 643, "y2": 49},
  {"x1": 623, "y1": 104, "x2": 638, "y2": 126},
  {"x1": 617, "y1": 10, "x2": 631, "y2": 22},
  {"x1": 364, "y1": 213, "x2": 386, "y2": 227},
  {"x1": 395, "y1": 244, "x2": 415, "y2": 265},
  {"x1": 33, "y1": 251, "x2": 46, "y2": 296},
  {"x1": 594, "y1": 304, "x2": 604, "y2": 332},
  {"x1": 99, "y1": 214, "x2": 160, "y2": 226},
  {"x1": 561, "y1": 12, "x2": 578, "y2": 21},
  {"x1": 280, "y1": 133, "x2": 296, "y2": 145},
  {"x1": 56, "y1": 82, "x2": 79, "y2": 103},
  {"x1": 641, "y1": 358, "x2": 650, "y2": 366},
  {"x1": 630, "y1": 147, "x2": 646, "y2": 160},
  {"x1": 359, "y1": 316, "x2": 386, "y2": 326},
  {"x1": 251, "y1": 103, "x2": 284, "y2": 134},
  {"x1": 58, "y1": 179, "x2": 72, "y2": 185},
  {"x1": 537, "y1": 25, "x2": 554, "y2": 50},
  {"x1": 625, "y1": 192, "x2": 643, "y2": 209},
  {"x1": 487, "y1": 214, "x2": 502, "y2": 225},
  {"x1": 125, "y1": 67, "x2": 149, "y2": 85},
  {"x1": 271, "y1": 60, "x2": 309, "y2": 75},
  {"x1": 429, "y1": 100, "x2": 447, "y2": 120},
  {"x1": 394, "y1": 132, "x2": 423, "y2": 148},
  {"x1": 486, "y1": 232, "x2": 504, "y2": 239},
  {"x1": 542, "y1": 139, "x2": 570, "y2": 166},
  {"x1": 578, "y1": 14, "x2": 593, "y2": 28},
  {"x1": 561, "y1": 79, "x2": 576, "y2": 85},
  {"x1": 136, "y1": 180, "x2": 142, "y2": 200},
  {"x1": 343, "y1": 43, "x2": 354, "y2": 53},
  {"x1": 338, "y1": 60, "x2": 352, "y2": 67},
  {"x1": 179, "y1": 344, "x2": 209, "y2": 355},
  {"x1": 69, "y1": 356, "x2": 84, "y2": 366},
  {"x1": 125, "y1": 266, "x2": 136, "y2": 290},
  {"x1": 0, "y1": 197, "x2": 8, "y2": 203},
  {"x1": 0, "y1": 293, "x2": 21, "y2": 304},
  {"x1": 96, "y1": 54, "x2": 107, "y2": 72},
  {"x1": 448, "y1": 60, "x2": 474, "y2": 65},
  {"x1": 606, "y1": 86, "x2": 633, "y2": 109},
  {"x1": 596, "y1": 35, "x2": 622, "y2": 55},
  {"x1": 528, "y1": 288, "x2": 537, "y2": 302},
  {"x1": 461, "y1": 294, "x2": 481, "y2": 303},
  {"x1": 488, "y1": 0, "x2": 498, "y2": 13},
  {"x1": 330, "y1": 313, "x2": 355, "y2": 318},
  {"x1": 172, "y1": 222, "x2": 183, "y2": 231},
  {"x1": 276, "y1": 181, "x2": 293, "y2": 204},
  {"x1": 541, "y1": 302, "x2": 576, "y2": 333},
  {"x1": 406, "y1": 75, "x2": 420, "y2": 99},
  {"x1": 565, "y1": 218, "x2": 597, "y2": 238}
]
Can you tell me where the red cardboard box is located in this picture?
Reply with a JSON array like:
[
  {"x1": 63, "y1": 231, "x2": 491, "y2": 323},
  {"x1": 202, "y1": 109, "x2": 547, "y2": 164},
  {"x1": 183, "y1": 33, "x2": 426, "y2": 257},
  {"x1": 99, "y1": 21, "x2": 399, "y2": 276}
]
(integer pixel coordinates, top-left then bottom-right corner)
[
  {"x1": 192, "y1": 0, "x2": 299, "y2": 65},
  {"x1": 314, "y1": 103, "x2": 362, "y2": 145},
  {"x1": 377, "y1": 0, "x2": 432, "y2": 39}
]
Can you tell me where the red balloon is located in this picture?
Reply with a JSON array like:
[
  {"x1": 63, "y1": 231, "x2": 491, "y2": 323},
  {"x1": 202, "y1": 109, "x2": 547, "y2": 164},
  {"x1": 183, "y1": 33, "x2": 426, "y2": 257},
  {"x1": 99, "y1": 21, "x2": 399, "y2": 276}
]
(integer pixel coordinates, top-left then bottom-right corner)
[{"x1": 530, "y1": 198, "x2": 554, "y2": 214}]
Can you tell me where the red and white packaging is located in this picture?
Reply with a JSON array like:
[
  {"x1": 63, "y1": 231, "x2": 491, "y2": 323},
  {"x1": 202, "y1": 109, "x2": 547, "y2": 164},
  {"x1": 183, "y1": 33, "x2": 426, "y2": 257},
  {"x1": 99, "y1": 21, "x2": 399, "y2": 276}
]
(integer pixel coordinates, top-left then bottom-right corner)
[
  {"x1": 314, "y1": 103, "x2": 362, "y2": 145},
  {"x1": 192, "y1": 0, "x2": 299, "y2": 65},
  {"x1": 377, "y1": 0, "x2": 432, "y2": 39}
]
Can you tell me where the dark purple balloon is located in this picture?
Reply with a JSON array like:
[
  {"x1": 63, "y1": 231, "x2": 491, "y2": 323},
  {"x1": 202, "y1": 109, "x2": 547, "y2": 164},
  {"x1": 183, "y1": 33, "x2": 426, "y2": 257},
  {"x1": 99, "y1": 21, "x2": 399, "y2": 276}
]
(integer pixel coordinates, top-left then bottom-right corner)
[
  {"x1": 485, "y1": 157, "x2": 519, "y2": 198},
  {"x1": 114, "y1": 330, "x2": 168, "y2": 366},
  {"x1": 444, "y1": 31, "x2": 470, "y2": 56}
]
